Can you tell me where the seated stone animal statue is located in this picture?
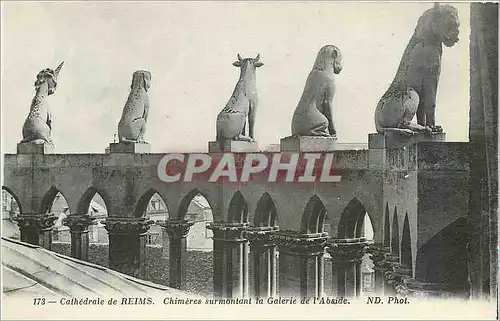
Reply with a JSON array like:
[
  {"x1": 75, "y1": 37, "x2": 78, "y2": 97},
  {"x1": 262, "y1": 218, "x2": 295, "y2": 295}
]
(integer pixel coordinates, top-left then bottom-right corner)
[
  {"x1": 21, "y1": 62, "x2": 64, "y2": 145},
  {"x1": 375, "y1": 3, "x2": 460, "y2": 136},
  {"x1": 216, "y1": 54, "x2": 263, "y2": 144},
  {"x1": 291, "y1": 45, "x2": 343, "y2": 138},
  {"x1": 118, "y1": 70, "x2": 152, "y2": 143}
]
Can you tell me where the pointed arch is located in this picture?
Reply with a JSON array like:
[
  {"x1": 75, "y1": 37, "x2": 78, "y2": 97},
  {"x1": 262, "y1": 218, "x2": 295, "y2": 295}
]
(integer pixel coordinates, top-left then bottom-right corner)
[
  {"x1": 77, "y1": 187, "x2": 112, "y2": 215},
  {"x1": 383, "y1": 203, "x2": 391, "y2": 246},
  {"x1": 227, "y1": 191, "x2": 248, "y2": 223},
  {"x1": 300, "y1": 195, "x2": 327, "y2": 234},
  {"x1": 40, "y1": 186, "x2": 69, "y2": 214},
  {"x1": 401, "y1": 213, "x2": 412, "y2": 272},
  {"x1": 254, "y1": 192, "x2": 278, "y2": 227},
  {"x1": 134, "y1": 188, "x2": 170, "y2": 218},
  {"x1": 2, "y1": 186, "x2": 22, "y2": 214},
  {"x1": 391, "y1": 207, "x2": 400, "y2": 256},
  {"x1": 178, "y1": 188, "x2": 215, "y2": 220},
  {"x1": 337, "y1": 198, "x2": 367, "y2": 238}
]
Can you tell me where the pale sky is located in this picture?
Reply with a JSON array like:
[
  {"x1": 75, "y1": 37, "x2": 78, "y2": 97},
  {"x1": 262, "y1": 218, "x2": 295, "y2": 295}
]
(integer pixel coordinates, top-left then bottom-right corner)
[{"x1": 1, "y1": 2, "x2": 471, "y2": 154}]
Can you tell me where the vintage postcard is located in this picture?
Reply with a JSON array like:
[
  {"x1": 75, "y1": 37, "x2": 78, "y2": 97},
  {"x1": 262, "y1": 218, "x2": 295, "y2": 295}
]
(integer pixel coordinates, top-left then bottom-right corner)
[{"x1": 1, "y1": 1, "x2": 498, "y2": 320}]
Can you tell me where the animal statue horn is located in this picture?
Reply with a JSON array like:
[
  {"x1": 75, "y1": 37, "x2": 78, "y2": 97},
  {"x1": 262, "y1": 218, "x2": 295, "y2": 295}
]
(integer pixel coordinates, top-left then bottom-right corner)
[
  {"x1": 254, "y1": 53, "x2": 260, "y2": 61},
  {"x1": 54, "y1": 61, "x2": 64, "y2": 79},
  {"x1": 237, "y1": 53, "x2": 243, "y2": 61}
]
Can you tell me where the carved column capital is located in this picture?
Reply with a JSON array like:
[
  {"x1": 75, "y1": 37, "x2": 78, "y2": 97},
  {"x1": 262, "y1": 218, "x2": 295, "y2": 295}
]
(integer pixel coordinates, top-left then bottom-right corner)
[
  {"x1": 16, "y1": 214, "x2": 57, "y2": 231},
  {"x1": 365, "y1": 243, "x2": 391, "y2": 269},
  {"x1": 326, "y1": 238, "x2": 368, "y2": 264},
  {"x1": 207, "y1": 222, "x2": 249, "y2": 243},
  {"x1": 157, "y1": 219, "x2": 194, "y2": 239},
  {"x1": 63, "y1": 214, "x2": 97, "y2": 233},
  {"x1": 104, "y1": 217, "x2": 154, "y2": 235},
  {"x1": 273, "y1": 230, "x2": 328, "y2": 256},
  {"x1": 244, "y1": 226, "x2": 279, "y2": 249}
]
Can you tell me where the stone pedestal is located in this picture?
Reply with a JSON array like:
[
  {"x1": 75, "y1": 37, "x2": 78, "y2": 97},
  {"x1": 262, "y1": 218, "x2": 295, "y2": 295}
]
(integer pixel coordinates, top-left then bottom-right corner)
[
  {"x1": 104, "y1": 217, "x2": 153, "y2": 278},
  {"x1": 108, "y1": 142, "x2": 151, "y2": 154},
  {"x1": 368, "y1": 132, "x2": 446, "y2": 150},
  {"x1": 280, "y1": 136, "x2": 337, "y2": 152},
  {"x1": 63, "y1": 214, "x2": 96, "y2": 261},
  {"x1": 327, "y1": 238, "x2": 367, "y2": 298},
  {"x1": 158, "y1": 219, "x2": 194, "y2": 290},
  {"x1": 16, "y1": 214, "x2": 57, "y2": 249},
  {"x1": 245, "y1": 226, "x2": 279, "y2": 298},
  {"x1": 208, "y1": 222, "x2": 249, "y2": 299},
  {"x1": 17, "y1": 142, "x2": 54, "y2": 154},
  {"x1": 274, "y1": 231, "x2": 327, "y2": 298},
  {"x1": 208, "y1": 140, "x2": 259, "y2": 153}
]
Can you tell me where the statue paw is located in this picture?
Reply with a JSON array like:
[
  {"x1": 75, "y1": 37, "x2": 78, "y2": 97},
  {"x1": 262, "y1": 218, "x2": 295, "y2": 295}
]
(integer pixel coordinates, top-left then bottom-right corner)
[
  {"x1": 431, "y1": 125, "x2": 443, "y2": 134},
  {"x1": 401, "y1": 129, "x2": 417, "y2": 136}
]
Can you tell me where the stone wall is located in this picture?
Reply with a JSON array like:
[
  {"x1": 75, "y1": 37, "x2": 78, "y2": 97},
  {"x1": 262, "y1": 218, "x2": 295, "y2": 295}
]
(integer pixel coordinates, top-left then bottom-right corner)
[{"x1": 51, "y1": 242, "x2": 214, "y2": 297}]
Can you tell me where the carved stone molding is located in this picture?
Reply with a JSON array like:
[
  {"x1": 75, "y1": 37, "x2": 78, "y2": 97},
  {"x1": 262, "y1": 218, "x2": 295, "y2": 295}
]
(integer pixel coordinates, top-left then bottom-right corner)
[
  {"x1": 104, "y1": 217, "x2": 153, "y2": 235},
  {"x1": 273, "y1": 230, "x2": 328, "y2": 256},
  {"x1": 16, "y1": 214, "x2": 57, "y2": 231},
  {"x1": 207, "y1": 222, "x2": 249, "y2": 242},
  {"x1": 157, "y1": 219, "x2": 194, "y2": 239},
  {"x1": 63, "y1": 214, "x2": 97, "y2": 233},
  {"x1": 244, "y1": 226, "x2": 279, "y2": 249},
  {"x1": 385, "y1": 266, "x2": 412, "y2": 296},
  {"x1": 326, "y1": 238, "x2": 369, "y2": 264}
]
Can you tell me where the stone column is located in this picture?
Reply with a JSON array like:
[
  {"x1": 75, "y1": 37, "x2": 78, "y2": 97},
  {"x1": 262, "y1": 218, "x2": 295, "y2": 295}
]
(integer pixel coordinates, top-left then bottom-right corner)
[
  {"x1": 63, "y1": 214, "x2": 96, "y2": 261},
  {"x1": 104, "y1": 217, "x2": 153, "y2": 279},
  {"x1": 244, "y1": 226, "x2": 279, "y2": 298},
  {"x1": 366, "y1": 244, "x2": 391, "y2": 295},
  {"x1": 158, "y1": 219, "x2": 194, "y2": 290},
  {"x1": 381, "y1": 253, "x2": 403, "y2": 296},
  {"x1": 274, "y1": 231, "x2": 327, "y2": 298},
  {"x1": 327, "y1": 238, "x2": 366, "y2": 298},
  {"x1": 208, "y1": 222, "x2": 249, "y2": 299},
  {"x1": 16, "y1": 214, "x2": 58, "y2": 250}
]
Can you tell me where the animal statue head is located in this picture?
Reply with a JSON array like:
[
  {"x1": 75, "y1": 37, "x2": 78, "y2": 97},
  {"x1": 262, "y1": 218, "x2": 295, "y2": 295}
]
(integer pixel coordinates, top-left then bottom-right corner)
[
  {"x1": 416, "y1": 3, "x2": 460, "y2": 47},
  {"x1": 131, "y1": 70, "x2": 152, "y2": 92},
  {"x1": 34, "y1": 61, "x2": 64, "y2": 95},
  {"x1": 313, "y1": 45, "x2": 343, "y2": 74},
  {"x1": 232, "y1": 53, "x2": 264, "y2": 69}
]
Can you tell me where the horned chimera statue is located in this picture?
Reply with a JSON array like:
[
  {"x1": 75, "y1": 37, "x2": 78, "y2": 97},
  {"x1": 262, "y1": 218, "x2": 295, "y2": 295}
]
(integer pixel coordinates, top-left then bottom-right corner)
[
  {"x1": 118, "y1": 70, "x2": 152, "y2": 143},
  {"x1": 374, "y1": 2, "x2": 460, "y2": 136},
  {"x1": 291, "y1": 45, "x2": 343, "y2": 138},
  {"x1": 21, "y1": 62, "x2": 64, "y2": 146},
  {"x1": 216, "y1": 53, "x2": 263, "y2": 145}
]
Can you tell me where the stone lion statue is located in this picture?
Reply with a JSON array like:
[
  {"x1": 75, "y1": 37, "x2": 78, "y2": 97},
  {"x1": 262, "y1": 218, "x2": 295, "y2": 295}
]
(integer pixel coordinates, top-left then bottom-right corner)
[
  {"x1": 291, "y1": 45, "x2": 342, "y2": 138},
  {"x1": 375, "y1": 3, "x2": 460, "y2": 136},
  {"x1": 118, "y1": 70, "x2": 151, "y2": 143},
  {"x1": 21, "y1": 62, "x2": 64, "y2": 145}
]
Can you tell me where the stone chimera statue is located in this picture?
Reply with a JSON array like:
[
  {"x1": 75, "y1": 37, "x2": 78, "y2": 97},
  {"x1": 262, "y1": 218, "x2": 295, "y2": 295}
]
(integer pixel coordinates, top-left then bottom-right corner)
[
  {"x1": 374, "y1": 3, "x2": 460, "y2": 136},
  {"x1": 216, "y1": 54, "x2": 263, "y2": 145},
  {"x1": 21, "y1": 62, "x2": 64, "y2": 146},
  {"x1": 291, "y1": 45, "x2": 343, "y2": 138},
  {"x1": 118, "y1": 70, "x2": 152, "y2": 143}
]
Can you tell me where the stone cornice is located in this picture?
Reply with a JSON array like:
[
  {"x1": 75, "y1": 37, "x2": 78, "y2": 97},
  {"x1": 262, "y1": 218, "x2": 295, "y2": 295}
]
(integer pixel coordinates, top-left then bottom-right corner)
[
  {"x1": 16, "y1": 214, "x2": 57, "y2": 231},
  {"x1": 104, "y1": 217, "x2": 153, "y2": 235},
  {"x1": 157, "y1": 219, "x2": 194, "y2": 238}
]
